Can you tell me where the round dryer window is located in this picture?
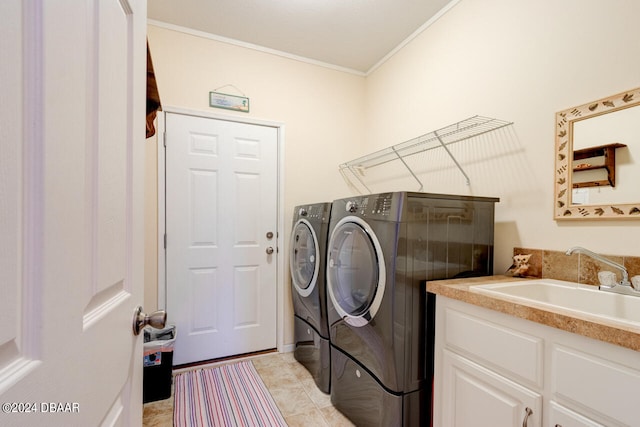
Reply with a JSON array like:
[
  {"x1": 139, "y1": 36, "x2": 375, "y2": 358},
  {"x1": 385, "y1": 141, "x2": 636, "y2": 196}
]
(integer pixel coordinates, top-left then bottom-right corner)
[
  {"x1": 327, "y1": 216, "x2": 386, "y2": 327},
  {"x1": 290, "y1": 219, "x2": 320, "y2": 297}
]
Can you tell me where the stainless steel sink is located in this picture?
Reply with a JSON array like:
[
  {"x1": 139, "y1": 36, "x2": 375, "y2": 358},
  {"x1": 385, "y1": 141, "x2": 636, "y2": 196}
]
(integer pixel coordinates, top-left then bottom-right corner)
[{"x1": 470, "y1": 279, "x2": 640, "y2": 325}]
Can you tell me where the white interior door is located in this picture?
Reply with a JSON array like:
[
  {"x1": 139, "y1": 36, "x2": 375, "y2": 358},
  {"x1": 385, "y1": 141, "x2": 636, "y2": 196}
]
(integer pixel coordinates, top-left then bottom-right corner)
[
  {"x1": 165, "y1": 112, "x2": 279, "y2": 365},
  {"x1": 0, "y1": 1, "x2": 146, "y2": 426}
]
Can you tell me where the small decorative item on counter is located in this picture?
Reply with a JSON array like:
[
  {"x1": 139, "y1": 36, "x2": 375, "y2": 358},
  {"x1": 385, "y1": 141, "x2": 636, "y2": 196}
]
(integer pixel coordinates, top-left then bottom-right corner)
[
  {"x1": 631, "y1": 275, "x2": 640, "y2": 289},
  {"x1": 506, "y1": 254, "x2": 532, "y2": 277}
]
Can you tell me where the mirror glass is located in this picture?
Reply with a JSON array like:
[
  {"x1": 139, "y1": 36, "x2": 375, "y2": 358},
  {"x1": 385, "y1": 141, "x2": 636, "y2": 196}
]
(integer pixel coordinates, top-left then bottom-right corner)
[
  {"x1": 571, "y1": 106, "x2": 639, "y2": 205},
  {"x1": 554, "y1": 87, "x2": 640, "y2": 219}
]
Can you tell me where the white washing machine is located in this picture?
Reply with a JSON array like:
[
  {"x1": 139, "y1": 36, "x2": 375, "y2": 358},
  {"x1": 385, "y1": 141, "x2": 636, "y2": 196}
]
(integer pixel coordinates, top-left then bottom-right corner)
[{"x1": 290, "y1": 202, "x2": 332, "y2": 393}]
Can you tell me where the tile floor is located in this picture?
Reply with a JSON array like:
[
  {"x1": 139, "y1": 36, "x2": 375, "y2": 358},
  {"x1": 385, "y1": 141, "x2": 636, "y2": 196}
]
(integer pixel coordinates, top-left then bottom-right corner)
[{"x1": 143, "y1": 351, "x2": 355, "y2": 426}]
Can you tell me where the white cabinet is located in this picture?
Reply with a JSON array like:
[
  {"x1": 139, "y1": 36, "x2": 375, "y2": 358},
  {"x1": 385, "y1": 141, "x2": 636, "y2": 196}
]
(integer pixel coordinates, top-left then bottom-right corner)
[
  {"x1": 433, "y1": 295, "x2": 640, "y2": 427},
  {"x1": 441, "y1": 349, "x2": 541, "y2": 426}
]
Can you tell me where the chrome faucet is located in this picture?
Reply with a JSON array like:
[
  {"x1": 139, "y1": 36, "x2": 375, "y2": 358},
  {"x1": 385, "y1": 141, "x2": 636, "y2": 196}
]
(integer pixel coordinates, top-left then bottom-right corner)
[{"x1": 565, "y1": 246, "x2": 637, "y2": 295}]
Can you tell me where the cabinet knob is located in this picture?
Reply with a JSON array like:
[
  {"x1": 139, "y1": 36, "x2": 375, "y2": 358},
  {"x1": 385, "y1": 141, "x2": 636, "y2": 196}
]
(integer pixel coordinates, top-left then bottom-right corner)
[{"x1": 522, "y1": 407, "x2": 533, "y2": 427}]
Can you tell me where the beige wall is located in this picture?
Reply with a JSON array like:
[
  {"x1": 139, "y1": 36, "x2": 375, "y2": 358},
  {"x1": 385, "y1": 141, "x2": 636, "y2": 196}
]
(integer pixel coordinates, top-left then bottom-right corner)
[
  {"x1": 145, "y1": 0, "x2": 640, "y2": 346},
  {"x1": 145, "y1": 24, "x2": 366, "y2": 343},
  {"x1": 364, "y1": 0, "x2": 640, "y2": 272}
]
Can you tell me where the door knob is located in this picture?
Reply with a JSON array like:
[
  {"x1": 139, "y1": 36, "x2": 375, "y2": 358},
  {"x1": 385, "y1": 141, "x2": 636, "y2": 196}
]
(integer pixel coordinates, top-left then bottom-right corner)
[
  {"x1": 266, "y1": 246, "x2": 274, "y2": 254},
  {"x1": 132, "y1": 306, "x2": 166, "y2": 336}
]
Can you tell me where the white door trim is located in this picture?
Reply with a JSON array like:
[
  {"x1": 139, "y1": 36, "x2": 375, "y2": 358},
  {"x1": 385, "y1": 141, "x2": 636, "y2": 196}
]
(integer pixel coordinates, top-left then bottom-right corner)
[{"x1": 156, "y1": 106, "x2": 286, "y2": 354}]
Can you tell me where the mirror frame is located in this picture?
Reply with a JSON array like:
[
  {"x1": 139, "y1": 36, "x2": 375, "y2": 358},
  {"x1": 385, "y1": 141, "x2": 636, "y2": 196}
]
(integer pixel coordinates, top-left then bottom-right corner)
[{"x1": 554, "y1": 86, "x2": 640, "y2": 220}]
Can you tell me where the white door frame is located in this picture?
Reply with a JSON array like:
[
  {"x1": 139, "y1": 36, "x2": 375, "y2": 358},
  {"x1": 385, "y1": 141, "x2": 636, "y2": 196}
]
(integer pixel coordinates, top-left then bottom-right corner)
[{"x1": 156, "y1": 106, "x2": 286, "y2": 354}]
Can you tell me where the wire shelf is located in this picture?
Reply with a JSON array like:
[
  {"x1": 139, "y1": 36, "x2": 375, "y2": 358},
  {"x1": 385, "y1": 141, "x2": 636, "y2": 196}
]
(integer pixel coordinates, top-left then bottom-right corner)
[{"x1": 339, "y1": 115, "x2": 513, "y2": 192}]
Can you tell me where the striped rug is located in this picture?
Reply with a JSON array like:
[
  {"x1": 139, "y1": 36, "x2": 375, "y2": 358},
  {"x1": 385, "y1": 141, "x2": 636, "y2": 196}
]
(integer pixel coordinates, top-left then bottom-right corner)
[{"x1": 173, "y1": 360, "x2": 287, "y2": 427}]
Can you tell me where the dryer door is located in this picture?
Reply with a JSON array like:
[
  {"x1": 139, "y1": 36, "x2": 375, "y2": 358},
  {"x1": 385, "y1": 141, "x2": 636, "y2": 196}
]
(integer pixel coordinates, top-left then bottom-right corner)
[
  {"x1": 290, "y1": 219, "x2": 320, "y2": 297},
  {"x1": 327, "y1": 216, "x2": 386, "y2": 327}
]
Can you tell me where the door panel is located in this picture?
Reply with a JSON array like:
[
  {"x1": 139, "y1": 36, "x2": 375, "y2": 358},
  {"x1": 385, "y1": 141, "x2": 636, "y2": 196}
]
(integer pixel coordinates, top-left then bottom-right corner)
[
  {"x1": 0, "y1": 0, "x2": 27, "y2": 386},
  {"x1": 166, "y1": 113, "x2": 278, "y2": 365},
  {"x1": 0, "y1": 0, "x2": 146, "y2": 425}
]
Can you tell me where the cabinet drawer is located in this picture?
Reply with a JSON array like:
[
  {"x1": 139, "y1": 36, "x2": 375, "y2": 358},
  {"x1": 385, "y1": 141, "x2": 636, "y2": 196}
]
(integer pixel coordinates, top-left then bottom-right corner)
[
  {"x1": 553, "y1": 345, "x2": 640, "y2": 426},
  {"x1": 444, "y1": 307, "x2": 543, "y2": 387}
]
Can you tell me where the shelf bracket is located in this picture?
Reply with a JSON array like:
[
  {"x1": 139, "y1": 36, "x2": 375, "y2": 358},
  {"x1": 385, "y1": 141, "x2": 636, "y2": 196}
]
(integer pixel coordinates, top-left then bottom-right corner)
[
  {"x1": 435, "y1": 131, "x2": 470, "y2": 186},
  {"x1": 346, "y1": 165, "x2": 371, "y2": 194},
  {"x1": 391, "y1": 146, "x2": 423, "y2": 191}
]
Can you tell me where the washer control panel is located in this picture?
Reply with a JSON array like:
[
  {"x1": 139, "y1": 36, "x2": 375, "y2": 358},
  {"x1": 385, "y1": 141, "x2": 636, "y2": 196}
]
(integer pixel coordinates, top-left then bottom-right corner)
[{"x1": 297, "y1": 203, "x2": 332, "y2": 222}]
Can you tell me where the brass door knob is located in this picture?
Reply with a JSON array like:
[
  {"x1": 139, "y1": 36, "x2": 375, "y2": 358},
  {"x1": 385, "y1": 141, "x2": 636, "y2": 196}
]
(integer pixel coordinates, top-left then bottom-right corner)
[{"x1": 132, "y1": 306, "x2": 166, "y2": 336}]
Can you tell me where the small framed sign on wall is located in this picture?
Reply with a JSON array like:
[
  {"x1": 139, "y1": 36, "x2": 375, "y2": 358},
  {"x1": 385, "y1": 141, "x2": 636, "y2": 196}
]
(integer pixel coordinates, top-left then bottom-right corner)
[{"x1": 209, "y1": 91, "x2": 250, "y2": 113}]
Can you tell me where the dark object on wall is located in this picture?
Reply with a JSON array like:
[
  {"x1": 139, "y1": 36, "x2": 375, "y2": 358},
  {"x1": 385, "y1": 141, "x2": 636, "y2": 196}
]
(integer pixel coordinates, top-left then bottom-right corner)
[{"x1": 146, "y1": 41, "x2": 162, "y2": 138}]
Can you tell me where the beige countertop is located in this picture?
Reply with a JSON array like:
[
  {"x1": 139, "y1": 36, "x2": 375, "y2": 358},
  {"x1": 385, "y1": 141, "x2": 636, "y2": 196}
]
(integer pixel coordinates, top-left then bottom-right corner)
[{"x1": 426, "y1": 275, "x2": 640, "y2": 352}]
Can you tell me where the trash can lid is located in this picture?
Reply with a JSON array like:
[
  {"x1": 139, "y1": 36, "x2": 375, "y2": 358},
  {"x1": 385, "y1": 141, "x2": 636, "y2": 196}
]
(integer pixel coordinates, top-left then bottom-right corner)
[{"x1": 143, "y1": 325, "x2": 176, "y2": 343}]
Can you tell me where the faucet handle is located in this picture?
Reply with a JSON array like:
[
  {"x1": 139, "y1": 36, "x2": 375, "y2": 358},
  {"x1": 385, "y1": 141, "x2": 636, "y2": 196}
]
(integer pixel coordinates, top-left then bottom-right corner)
[{"x1": 597, "y1": 271, "x2": 617, "y2": 288}]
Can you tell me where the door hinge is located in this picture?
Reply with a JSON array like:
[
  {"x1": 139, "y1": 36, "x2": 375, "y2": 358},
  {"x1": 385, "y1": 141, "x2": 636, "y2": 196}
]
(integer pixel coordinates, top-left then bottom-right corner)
[
  {"x1": 163, "y1": 131, "x2": 167, "y2": 147},
  {"x1": 164, "y1": 233, "x2": 167, "y2": 249}
]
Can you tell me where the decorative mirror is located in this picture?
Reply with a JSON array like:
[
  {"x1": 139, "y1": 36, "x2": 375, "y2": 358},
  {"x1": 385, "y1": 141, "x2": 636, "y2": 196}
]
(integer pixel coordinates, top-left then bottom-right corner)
[{"x1": 554, "y1": 87, "x2": 640, "y2": 219}]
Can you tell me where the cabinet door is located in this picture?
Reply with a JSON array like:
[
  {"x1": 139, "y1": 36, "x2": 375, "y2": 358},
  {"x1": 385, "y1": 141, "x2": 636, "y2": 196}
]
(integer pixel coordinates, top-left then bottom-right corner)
[
  {"x1": 441, "y1": 350, "x2": 541, "y2": 427},
  {"x1": 549, "y1": 401, "x2": 605, "y2": 427},
  {"x1": 552, "y1": 345, "x2": 640, "y2": 426}
]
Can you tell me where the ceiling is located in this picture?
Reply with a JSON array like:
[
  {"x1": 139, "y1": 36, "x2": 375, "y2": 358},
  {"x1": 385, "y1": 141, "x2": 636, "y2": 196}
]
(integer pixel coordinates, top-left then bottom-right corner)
[{"x1": 147, "y1": 0, "x2": 456, "y2": 74}]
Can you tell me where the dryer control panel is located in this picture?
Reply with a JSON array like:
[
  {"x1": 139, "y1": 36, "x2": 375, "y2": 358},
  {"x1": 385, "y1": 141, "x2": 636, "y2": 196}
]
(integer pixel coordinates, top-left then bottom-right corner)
[
  {"x1": 342, "y1": 193, "x2": 398, "y2": 220},
  {"x1": 370, "y1": 193, "x2": 393, "y2": 216}
]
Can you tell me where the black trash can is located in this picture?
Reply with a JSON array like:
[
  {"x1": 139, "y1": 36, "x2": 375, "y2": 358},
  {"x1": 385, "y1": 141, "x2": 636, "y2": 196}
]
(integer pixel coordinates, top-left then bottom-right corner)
[{"x1": 143, "y1": 325, "x2": 176, "y2": 403}]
